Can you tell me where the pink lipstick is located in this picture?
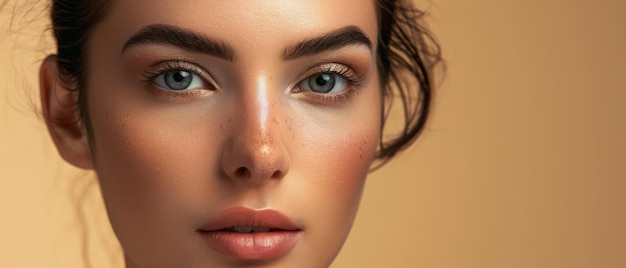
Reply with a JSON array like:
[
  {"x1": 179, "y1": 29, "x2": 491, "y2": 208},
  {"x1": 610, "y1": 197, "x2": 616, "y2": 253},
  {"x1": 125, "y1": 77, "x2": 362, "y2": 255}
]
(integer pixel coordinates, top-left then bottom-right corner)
[{"x1": 197, "y1": 207, "x2": 301, "y2": 260}]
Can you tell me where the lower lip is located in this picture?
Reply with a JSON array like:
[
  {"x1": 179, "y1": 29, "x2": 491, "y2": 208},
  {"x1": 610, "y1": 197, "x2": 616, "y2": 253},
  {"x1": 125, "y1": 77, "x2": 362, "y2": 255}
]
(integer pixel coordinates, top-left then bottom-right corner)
[{"x1": 199, "y1": 230, "x2": 301, "y2": 260}]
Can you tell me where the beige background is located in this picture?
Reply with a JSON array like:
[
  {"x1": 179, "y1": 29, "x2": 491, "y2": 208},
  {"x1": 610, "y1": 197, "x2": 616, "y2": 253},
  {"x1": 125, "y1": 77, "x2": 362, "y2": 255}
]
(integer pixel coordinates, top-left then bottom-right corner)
[{"x1": 1, "y1": 0, "x2": 625, "y2": 267}]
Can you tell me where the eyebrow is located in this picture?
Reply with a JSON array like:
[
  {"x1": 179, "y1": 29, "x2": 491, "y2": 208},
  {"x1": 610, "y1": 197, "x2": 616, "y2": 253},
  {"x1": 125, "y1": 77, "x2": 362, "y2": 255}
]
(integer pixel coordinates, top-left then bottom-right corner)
[
  {"x1": 121, "y1": 24, "x2": 372, "y2": 62},
  {"x1": 282, "y1": 26, "x2": 373, "y2": 60},
  {"x1": 122, "y1": 24, "x2": 234, "y2": 61}
]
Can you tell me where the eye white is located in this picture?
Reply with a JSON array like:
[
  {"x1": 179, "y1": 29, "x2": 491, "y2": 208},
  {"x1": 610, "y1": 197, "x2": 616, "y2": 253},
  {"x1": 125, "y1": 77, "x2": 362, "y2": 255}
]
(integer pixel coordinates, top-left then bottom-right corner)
[
  {"x1": 154, "y1": 70, "x2": 206, "y2": 90},
  {"x1": 298, "y1": 73, "x2": 348, "y2": 94}
]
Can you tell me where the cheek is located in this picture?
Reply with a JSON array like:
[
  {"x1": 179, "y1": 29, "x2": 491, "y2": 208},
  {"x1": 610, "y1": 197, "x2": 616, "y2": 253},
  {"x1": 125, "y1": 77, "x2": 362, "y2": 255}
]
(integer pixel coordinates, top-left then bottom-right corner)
[
  {"x1": 284, "y1": 102, "x2": 381, "y2": 261},
  {"x1": 88, "y1": 99, "x2": 224, "y2": 239},
  {"x1": 299, "y1": 130, "x2": 378, "y2": 202},
  {"x1": 304, "y1": 132, "x2": 378, "y2": 226}
]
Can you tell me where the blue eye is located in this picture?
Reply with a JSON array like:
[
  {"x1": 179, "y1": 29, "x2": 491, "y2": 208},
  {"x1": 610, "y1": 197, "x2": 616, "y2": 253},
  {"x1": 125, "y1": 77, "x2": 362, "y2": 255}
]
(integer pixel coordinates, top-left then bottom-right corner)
[
  {"x1": 154, "y1": 70, "x2": 206, "y2": 91},
  {"x1": 298, "y1": 72, "x2": 348, "y2": 94}
]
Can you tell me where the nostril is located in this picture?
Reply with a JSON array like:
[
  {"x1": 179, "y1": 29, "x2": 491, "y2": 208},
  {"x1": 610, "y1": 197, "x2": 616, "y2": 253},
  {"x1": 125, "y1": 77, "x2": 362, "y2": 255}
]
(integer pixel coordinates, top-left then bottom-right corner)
[
  {"x1": 271, "y1": 170, "x2": 283, "y2": 179},
  {"x1": 235, "y1": 167, "x2": 251, "y2": 178}
]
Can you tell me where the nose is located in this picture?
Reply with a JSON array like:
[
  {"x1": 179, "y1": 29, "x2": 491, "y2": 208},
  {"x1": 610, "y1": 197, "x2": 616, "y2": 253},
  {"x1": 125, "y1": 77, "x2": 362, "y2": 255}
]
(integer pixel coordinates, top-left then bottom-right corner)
[{"x1": 220, "y1": 79, "x2": 290, "y2": 185}]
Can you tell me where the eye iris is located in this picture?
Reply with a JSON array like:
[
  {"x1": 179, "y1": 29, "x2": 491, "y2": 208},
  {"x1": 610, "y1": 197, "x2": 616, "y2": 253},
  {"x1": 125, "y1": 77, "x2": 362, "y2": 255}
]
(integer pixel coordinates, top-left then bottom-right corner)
[
  {"x1": 164, "y1": 70, "x2": 192, "y2": 90},
  {"x1": 308, "y1": 73, "x2": 336, "y2": 93}
]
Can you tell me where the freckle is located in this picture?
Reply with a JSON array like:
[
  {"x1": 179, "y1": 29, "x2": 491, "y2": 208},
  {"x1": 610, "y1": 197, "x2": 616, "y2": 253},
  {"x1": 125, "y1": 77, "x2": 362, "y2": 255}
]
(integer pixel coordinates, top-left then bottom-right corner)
[
  {"x1": 360, "y1": 154, "x2": 363, "y2": 159},
  {"x1": 228, "y1": 118, "x2": 232, "y2": 123}
]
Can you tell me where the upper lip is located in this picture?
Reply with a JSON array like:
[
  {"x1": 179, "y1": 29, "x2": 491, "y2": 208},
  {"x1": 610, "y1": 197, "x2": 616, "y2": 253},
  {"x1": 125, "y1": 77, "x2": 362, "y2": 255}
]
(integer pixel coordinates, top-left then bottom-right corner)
[{"x1": 198, "y1": 207, "x2": 300, "y2": 232}]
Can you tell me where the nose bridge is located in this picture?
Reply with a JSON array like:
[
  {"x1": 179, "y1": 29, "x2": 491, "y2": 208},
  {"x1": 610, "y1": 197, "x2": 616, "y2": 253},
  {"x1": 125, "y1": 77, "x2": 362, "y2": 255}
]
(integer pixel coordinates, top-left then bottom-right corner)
[
  {"x1": 222, "y1": 74, "x2": 289, "y2": 184},
  {"x1": 248, "y1": 75, "x2": 270, "y2": 133},
  {"x1": 237, "y1": 74, "x2": 275, "y2": 143}
]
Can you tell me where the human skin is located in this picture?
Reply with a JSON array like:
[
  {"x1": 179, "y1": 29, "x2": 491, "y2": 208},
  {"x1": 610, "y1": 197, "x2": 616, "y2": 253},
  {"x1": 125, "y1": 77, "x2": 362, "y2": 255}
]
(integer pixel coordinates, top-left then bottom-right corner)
[{"x1": 41, "y1": 0, "x2": 382, "y2": 267}]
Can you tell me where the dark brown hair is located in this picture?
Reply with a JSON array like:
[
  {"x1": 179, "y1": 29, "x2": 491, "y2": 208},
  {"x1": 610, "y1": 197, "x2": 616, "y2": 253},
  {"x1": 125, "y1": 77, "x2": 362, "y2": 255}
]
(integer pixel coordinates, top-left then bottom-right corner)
[{"x1": 50, "y1": 0, "x2": 442, "y2": 165}]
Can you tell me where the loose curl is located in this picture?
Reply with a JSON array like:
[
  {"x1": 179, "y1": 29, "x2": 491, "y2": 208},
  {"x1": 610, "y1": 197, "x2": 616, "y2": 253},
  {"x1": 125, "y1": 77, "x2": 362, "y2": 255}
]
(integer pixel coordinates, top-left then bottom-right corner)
[{"x1": 375, "y1": 0, "x2": 442, "y2": 167}]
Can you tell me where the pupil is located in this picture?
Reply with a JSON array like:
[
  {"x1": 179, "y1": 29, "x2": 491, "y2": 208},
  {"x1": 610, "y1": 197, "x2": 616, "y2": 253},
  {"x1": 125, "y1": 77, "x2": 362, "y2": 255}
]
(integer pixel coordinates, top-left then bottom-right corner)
[
  {"x1": 174, "y1": 71, "x2": 189, "y2": 82},
  {"x1": 316, "y1": 74, "x2": 330, "y2": 86},
  {"x1": 165, "y1": 70, "x2": 192, "y2": 90},
  {"x1": 309, "y1": 73, "x2": 335, "y2": 93}
]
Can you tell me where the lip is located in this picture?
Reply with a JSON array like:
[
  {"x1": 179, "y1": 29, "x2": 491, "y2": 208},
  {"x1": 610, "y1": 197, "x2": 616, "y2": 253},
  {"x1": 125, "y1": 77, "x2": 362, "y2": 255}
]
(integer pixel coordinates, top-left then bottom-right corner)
[{"x1": 197, "y1": 207, "x2": 301, "y2": 261}]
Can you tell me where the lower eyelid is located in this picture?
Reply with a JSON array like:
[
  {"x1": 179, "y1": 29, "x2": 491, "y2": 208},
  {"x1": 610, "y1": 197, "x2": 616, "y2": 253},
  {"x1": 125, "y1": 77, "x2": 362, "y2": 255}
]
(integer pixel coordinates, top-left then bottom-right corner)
[
  {"x1": 296, "y1": 86, "x2": 359, "y2": 106},
  {"x1": 147, "y1": 86, "x2": 213, "y2": 101}
]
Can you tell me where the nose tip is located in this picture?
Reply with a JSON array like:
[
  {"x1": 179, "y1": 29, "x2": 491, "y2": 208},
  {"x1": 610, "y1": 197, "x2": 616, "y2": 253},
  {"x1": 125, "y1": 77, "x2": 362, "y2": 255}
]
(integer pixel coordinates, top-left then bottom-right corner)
[{"x1": 221, "y1": 131, "x2": 289, "y2": 185}]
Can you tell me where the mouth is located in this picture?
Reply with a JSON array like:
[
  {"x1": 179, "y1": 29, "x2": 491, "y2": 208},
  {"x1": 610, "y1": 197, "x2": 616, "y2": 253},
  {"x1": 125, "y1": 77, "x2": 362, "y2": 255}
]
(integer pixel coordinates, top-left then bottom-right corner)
[
  {"x1": 197, "y1": 207, "x2": 302, "y2": 261},
  {"x1": 224, "y1": 226, "x2": 277, "y2": 233}
]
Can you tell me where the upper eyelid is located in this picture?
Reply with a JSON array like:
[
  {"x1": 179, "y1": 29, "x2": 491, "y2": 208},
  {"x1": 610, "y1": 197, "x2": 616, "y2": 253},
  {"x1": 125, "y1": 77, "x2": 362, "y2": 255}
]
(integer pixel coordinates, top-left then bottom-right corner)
[
  {"x1": 145, "y1": 60, "x2": 219, "y2": 90},
  {"x1": 301, "y1": 63, "x2": 364, "y2": 85}
]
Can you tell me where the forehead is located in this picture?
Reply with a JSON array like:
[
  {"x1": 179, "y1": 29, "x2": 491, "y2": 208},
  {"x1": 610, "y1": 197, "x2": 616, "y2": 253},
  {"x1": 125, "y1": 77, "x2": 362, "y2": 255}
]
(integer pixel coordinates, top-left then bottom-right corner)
[{"x1": 100, "y1": 0, "x2": 379, "y2": 53}]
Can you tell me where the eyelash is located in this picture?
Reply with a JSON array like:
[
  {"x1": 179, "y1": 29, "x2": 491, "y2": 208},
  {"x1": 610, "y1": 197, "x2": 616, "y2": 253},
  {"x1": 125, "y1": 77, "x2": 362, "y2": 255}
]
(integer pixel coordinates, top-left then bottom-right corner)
[
  {"x1": 141, "y1": 60, "x2": 365, "y2": 105},
  {"x1": 293, "y1": 63, "x2": 365, "y2": 106},
  {"x1": 141, "y1": 61, "x2": 215, "y2": 98}
]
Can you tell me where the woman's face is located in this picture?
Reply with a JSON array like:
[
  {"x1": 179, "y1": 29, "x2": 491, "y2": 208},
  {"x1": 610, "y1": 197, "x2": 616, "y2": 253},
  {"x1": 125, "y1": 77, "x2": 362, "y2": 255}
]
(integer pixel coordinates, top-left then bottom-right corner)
[{"x1": 86, "y1": 0, "x2": 381, "y2": 266}]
